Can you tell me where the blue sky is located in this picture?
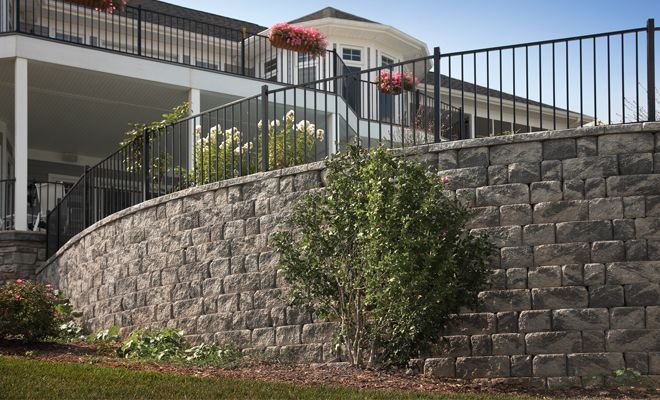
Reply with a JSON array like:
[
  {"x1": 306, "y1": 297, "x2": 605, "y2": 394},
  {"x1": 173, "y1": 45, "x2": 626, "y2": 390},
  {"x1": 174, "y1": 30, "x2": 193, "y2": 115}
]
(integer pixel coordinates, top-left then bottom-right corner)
[{"x1": 166, "y1": 0, "x2": 660, "y2": 53}]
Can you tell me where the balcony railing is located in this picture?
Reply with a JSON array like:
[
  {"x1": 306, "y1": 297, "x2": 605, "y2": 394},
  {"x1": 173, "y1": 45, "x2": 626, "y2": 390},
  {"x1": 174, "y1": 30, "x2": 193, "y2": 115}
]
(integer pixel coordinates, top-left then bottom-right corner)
[
  {"x1": 35, "y1": 16, "x2": 660, "y2": 256},
  {"x1": 2, "y1": 0, "x2": 345, "y2": 85},
  {"x1": 0, "y1": 179, "x2": 72, "y2": 231}
]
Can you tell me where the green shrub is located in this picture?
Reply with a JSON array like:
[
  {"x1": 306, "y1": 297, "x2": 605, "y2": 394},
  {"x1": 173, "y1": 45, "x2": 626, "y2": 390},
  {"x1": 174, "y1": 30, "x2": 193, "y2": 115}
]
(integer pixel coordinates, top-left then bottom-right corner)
[
  {"x1": 0, "y1": 280, "x2": 76, "y2": 342},
  {"x1": 184, "y1": 343, "x2": 241, "y2": 367},
  {"x1": 272, "y1": 144, "x2": 494, "y2": 368},
  {"x1": 116, "y1": 328, "x2": 186, "y2": 361},
  {"x1": 87, "y1": 326, "x2": 121, "y2": 354}
]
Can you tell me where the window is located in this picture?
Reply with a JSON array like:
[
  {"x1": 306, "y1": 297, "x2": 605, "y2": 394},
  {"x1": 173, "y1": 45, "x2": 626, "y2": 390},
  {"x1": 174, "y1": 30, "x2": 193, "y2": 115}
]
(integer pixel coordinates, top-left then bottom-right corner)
[
  {"x1": 381, "y1": 55, "x2": 395, "y2": 66},
  {"x1": 342, "y1": 48, "x2": 361, "y2": 62},
  {"x1": 265, "y1": 58, "x2": 277, "y2": 74},
  {"x1": 298, "y1": 53, "x2": 310, "y2": 63}
]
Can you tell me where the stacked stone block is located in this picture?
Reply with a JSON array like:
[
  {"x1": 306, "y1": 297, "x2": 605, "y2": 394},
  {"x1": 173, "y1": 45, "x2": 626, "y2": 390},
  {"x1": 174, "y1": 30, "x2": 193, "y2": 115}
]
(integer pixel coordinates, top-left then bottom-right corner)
[
  {"x1": 37, "y1": 123, "x2": 660, "y2": 386},
  {"x1": 0, "y1": 231, "x2": 46, "y2": 284},
  {"x1": 424, "y1": 124, "x2": 660, "y2": 386}
]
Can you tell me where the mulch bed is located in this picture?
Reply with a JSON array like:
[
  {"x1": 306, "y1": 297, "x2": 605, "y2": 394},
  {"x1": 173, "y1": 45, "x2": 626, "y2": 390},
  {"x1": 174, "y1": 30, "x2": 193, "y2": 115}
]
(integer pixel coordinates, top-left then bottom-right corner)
[{"x1": 0, "y1": 340, "x2": 656, "y2": 399}]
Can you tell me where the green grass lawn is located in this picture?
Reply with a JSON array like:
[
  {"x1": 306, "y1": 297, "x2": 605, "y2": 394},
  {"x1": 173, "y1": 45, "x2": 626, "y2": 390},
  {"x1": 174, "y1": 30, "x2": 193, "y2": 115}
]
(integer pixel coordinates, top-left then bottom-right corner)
[{"x1": 0, "y1": 356, "x2": 534, "y2": 400}]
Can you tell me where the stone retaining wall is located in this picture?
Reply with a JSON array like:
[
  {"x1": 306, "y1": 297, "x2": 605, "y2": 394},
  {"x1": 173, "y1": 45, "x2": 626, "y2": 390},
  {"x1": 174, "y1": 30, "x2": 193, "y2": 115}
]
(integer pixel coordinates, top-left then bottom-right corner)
[
  {"x1": 38, "y1": 122, "x2": 660, "y2": 387},
  {"x1": 0, "y1": 231, "x2": 46, "y2": 284}
]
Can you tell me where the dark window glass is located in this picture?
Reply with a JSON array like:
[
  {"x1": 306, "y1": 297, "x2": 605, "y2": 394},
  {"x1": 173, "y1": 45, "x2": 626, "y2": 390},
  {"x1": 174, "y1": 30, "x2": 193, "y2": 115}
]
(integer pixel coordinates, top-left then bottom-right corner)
[
  {"x1": 475, "y1": 117, "x2": 491, "y2": 137},
  {"x1": 342, "y1": 48, "x2": 361, "y2": 62}
]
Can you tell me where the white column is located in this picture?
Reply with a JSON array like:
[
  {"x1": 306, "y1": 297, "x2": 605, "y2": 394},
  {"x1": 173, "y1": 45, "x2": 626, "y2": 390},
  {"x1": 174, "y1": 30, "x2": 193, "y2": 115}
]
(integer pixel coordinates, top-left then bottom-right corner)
[
  {"x1": 188, "y1": 88, "x2": 201, "y2": 173},
  {"x1": 14, "y1": 57, "x2": 28, "y2": 231}
]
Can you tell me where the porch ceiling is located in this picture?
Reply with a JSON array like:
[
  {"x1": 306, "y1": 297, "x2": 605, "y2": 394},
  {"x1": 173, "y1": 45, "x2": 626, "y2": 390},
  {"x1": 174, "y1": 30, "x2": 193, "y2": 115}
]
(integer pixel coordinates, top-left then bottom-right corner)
[{"x1": 0, "y1": 60, "x2": 239, "y2": 161}]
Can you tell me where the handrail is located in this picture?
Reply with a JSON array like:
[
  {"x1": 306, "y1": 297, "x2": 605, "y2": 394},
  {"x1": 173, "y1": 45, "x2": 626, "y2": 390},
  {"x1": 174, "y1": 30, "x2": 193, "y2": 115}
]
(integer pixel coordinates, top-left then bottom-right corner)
[{"x1": 42, "y1": 17, "x2": 659, "y2": 256}]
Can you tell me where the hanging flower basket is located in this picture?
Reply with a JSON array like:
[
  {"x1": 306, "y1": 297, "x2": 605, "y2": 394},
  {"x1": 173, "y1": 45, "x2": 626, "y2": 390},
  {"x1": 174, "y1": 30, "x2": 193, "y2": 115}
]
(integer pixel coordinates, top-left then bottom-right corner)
[
  {"x1": 66, "y1": 0, "x2": 127, "y2": 13},
  {"x1": 374, "y1": 70, "x2": 418, "y2": 95},
  {"x1": 268, "y1": 22, "x2": 327, "y2": 58}
]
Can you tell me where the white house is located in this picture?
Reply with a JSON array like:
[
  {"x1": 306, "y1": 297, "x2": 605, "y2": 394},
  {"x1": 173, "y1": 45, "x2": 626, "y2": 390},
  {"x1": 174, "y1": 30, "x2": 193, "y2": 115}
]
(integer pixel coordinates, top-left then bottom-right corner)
[{"x1": 0, "y1": 0, "x2": 588, "y2": 234}]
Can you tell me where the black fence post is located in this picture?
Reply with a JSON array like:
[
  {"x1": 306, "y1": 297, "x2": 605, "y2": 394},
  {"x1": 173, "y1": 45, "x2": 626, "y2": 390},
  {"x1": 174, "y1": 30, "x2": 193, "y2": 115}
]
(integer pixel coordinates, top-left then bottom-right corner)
[
  {"x1": 137, "y1": 5, "x2": 143, "y2": 56},
  {"x1": 261, "y1": 85, "x2": 269, "y2": 172},
  {"x1": 332, "y1": 49, "x2": 338, "y2": 92},
  {"x1": 15, "y1": 0, "x2": 20, "y2": 32},
  {"x1": 83, "y1": 166, "x2": 90, "y2": 227},
  {"x1": 433, "y1": 46, "x2": 441, "y2": 143},
  {"x1": 647, "y1": 18, "x2": 656, "y2": 122},
  {"x1": 241, "y1": 27, "x2": 247, "y2": 76},
  {"x1": 142, "y1": 129, "x2": 150, "y2": 201}
]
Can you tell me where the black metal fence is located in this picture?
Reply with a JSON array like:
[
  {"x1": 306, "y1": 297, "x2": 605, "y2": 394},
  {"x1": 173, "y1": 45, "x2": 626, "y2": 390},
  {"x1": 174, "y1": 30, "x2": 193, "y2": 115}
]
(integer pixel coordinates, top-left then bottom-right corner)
[
  {"x1": 43, "y1": 17, "x2": 660, "y2": 257},
  {"x1": 0, "y1": 179, "x2": 72, "y2": 231},
  {"x1": 2, "y1": 0, "x2": 344, "y2": 85}
]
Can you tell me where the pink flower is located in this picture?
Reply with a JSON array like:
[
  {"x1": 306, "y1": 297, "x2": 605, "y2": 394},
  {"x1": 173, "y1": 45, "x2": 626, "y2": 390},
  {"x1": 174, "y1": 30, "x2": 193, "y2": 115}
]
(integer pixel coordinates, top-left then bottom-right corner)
[
  {"x1": 442, "y1": 176, "x2": 451, "y2": 184},
  {"x1": 15, "y1": 279, "x2": 23, "y2": 285},
  {"x1": 14, "y1": 294, "x2": 21, "y2": 300}
]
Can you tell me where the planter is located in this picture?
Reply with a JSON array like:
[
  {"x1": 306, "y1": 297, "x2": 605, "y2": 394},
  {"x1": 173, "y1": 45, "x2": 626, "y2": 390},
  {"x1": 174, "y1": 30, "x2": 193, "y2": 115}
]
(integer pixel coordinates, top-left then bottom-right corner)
[
  {"x1": 268, "y1": 35, "x2": 314, "y2": 54},
  {"x1": 66, "y1": 0, "x2": 125, "y2": 12}
]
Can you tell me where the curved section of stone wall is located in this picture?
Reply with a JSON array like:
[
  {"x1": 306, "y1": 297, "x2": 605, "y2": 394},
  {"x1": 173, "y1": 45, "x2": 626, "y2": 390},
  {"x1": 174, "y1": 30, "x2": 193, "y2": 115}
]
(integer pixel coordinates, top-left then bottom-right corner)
[{"x1": 38, "y1": 123, "x2": 660, "y2": 385}]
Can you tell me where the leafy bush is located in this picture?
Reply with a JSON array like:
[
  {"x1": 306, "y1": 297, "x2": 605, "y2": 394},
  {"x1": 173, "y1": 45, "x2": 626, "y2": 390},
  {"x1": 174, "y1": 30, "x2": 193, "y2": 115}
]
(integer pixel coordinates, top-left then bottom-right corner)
[
  {"x1": 116, "y1": 328, "x2": 185, "y2": 361},
  {"x1": 184, "y1": 343, "x2": 241, "y2": 366},
  {"x1": 272, "y1": 144, "x2": 493, "y2": 367},
  {"x1": 87, "y1": 326, "x2": 121, "y2": 354},
  {"x1": 0, "y1": 279, "x2": 77, "y2": 342}
]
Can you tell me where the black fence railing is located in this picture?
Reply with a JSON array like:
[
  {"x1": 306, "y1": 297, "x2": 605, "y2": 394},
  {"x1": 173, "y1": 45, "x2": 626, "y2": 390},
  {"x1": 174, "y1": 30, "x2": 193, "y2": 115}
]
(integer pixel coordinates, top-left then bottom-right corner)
[
  {"x1": 0, "y1": 179, "x2": 72, "y2": 231},
  {"x1": 46, "y1": 18, "x2": 659, "y2": 257},
  {"x1": 3, "y1": 0, "x2": 344, "y2": 85}
]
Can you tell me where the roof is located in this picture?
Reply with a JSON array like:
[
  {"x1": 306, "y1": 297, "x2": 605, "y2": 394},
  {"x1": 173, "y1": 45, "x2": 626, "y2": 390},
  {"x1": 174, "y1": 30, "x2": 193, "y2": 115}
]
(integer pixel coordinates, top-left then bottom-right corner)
[
  {"x1": 128, "y1": 0, "x2": 267, "y2": 40},
  {"x1": 424, "y1": 74, "x2": 583, "y2": 118},
  {"x1": 289, "y1": 7, "x2": 377, "y2": 25}
]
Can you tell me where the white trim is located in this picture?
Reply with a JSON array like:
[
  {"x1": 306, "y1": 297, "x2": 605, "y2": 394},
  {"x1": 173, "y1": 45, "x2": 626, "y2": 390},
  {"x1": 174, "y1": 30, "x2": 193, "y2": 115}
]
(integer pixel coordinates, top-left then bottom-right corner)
[
  {"x1": 340, "y1": 44, "x2": 365, "y2": 68},
  {"x1": 47, "y1": 173, "x2": 79, "y2": 184},
  {"x1": 14, "y1": 57, "x2": 28, "y2": 231}
]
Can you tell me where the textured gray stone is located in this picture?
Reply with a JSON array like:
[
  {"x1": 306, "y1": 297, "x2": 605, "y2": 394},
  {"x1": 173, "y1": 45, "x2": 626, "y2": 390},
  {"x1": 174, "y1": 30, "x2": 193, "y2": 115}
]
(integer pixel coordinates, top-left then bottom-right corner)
[
  {"x1": 567, "y1": 353, "x2": 625, "y2": 376},
  {"x1": 479, "y1": 290, "x2": 531, "y2": 312},
  {"x1": 470, "y1": 226, "x2": 522, "y2": 248},
  {"x1": 467, "y1": 207, "x2": 500, "y2": 229},
  {"x1": 435, "y1": 335, "x2": 471, "y2": 357},
  {"x1": 511, "y1": 355, "x2": 532, "y2": 377},
  {"x1": 577, "y1": 136, "x2": 598, "y2": 157},
  {"x1": 589, "y1": 198, "x2": 624, "y2": 220},
  {"x1": 424, "y1": 357, "x2": 456, "y2": 378},
  {"x1": 541, "y1": 160, "x2": 562, "y2": 181},
  {"x1": 552, "y1": 308, "x2": 609, "y2": 330},
  {"x1": 599, "y1": 132, "x2": 655, "y2": 154},
  {"x1": 607, "y1": 175, "x2": 660, "y2": 197},
  {"x1": 613, "y1": 219, "x2": 636, "y2": 241},
  {"x1": 591, "y1": 241, "x2": 626, "y2": 263},
  {"x1": 625, "y1": 240, "x2": 648, "y2": 261},
  {"x1": 519, "y1": 310, "x2": 551, "y2": 333},
  {"x1": 610, "y1": 307, "x2": 645, "y2": 329},
  {"x1": 438, "y1": 150, "x2": 458, "y2": 170},
  {"x1": 275, "y1": 325, "x2": 301, "y2": 346},
  {"x1": 488, "y1": 165, "x2": 508, "y2": 185},
  {"x1": 582, "y1": 330, "x2": 606, "y2": 352},
  {"x1": 562, "y1": 264, "x2": 583, "y2": 286},
  {"x1": 476, "y1": 184, "x2": 530, "y2": 207},
  {"x1": 584, "y1": 178, "x2": 607, "y2": 199},
  {"x1": 635, "y1": 217, "x2": 660, "y2": 239},
  {"x1": 455, "y1": 356, "x2": 511, "y2": 378},
  {"x1": 530, "y1": 181, "x2": 562, "y2": 204},
  {"x1": 533, "y1": 243, "x2": 591, "y2": 266},
  {"x1": 622, "y1": 196, "x2": 646, "y2": 219},
  {"x1": 500, "y1": 204, "x2": 533, "y2": 226},
  {"x1": 523, "y1": 224, "x2": 555, "y2": 246},
  {"x1": 492, "y1": 333, "x2": 524, "y2": 355},
  {"x1": 563, "y1": 179, "x2": 585, "y2": 200},
  {"x1": 562, "y1": 156, "x2": 618, "y2": 179},
  {"x1": 583, "y1": 263, "x2": 606, "y2": 286},
  {"x1": 624, "y1": 352, "x2": 649, "y2": 374},
  {"x1": 490, "y1": 142, "x2": 542, "y2": 165},
  {"x1": 442, "y1": 167, "x2": 488, "y2": 190},
  {"x1": 527, "y1": 266, "x2": 561, "y2": 288},
  {"x1": 532, "y1": 287, "x2": 589, "y2": 309},
  {"x1": 625, "y1": 283, "x2": 660, "y2": 306},
  {"x1": 508, "y1": 162, "x2": 540, "y2": 183},
  {"x1": 647, "y1": 196, "x2": 660, "y2": 216},
  {"x1": 458, "y1": 147, "x2": 489, "y2": 168},
  {"x1": 500, "y1": 247, "x2": 533, "y2": 269},
  {"x1": 606, "y1": 329, "x2": 660, "y2": 352},
  {"x1": 506, "y1": 268, "x2": 528, "y2": 289},
  {"x1": 619, "y1": 153, "x2": 654, "y2": 175},
  {"x1": 444, "y1": 313, "x2": 497, "y2": 335},
  {"x1": 647, "y1": 306, "x2": 660, "y2": 328},
  {"x1": 606, "y1": 261, "x2": 660, "y2": 284},
  {"x1": 533, "y1": 200, "x2": 588, "y2": 223},
  {"x1": 532, "y1": 354, "x2": 567, "y2": 377},
  {"x1": 525, "y1": 331, "x2": 582, "y2": 354},
  {"x1": 556, "y1": 220, "x2": 612, "y2": 243},
  {"x1": 496, "y1": 312, "x2": 518, "y2": 333},
  {"x1": 543, "y1": 139, "x2": 576, "y2": 160},
  {"x1": 589, "y1": 285, "x2": 625, "y2": 308},
  {"x1": 471, "y1": 335, "x2": 492, "y2": 356}
]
